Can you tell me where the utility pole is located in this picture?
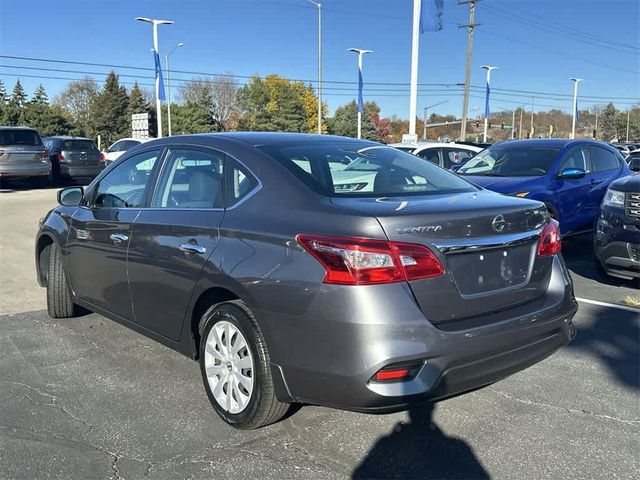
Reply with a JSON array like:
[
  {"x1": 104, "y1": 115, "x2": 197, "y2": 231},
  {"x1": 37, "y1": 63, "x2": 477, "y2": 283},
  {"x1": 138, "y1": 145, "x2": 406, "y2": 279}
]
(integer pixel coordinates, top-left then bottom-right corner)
[
  {"x1": 511, "y1": 109, "x2": 516, "y2": 139},
  {"x1": 458, "y1": 0, "x2": 479, "y2": 142},
  {"x1": 349, "y1": 48, "x2": 372, "y2": 139},
  {"x1": 308, "y1": 1, "x2": 322, "y2": 134},
  {"x1": 518, "y1": 107, "x2": 523, "y2": 140}
]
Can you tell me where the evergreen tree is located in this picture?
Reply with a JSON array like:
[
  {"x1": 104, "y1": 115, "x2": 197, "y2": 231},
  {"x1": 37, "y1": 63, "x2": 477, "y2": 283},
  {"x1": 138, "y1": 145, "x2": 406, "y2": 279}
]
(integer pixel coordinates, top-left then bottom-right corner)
[
  {"x1": 89, "y1": 72, "x2": 129, "y2": 145},
  {"x1": 5, "y1": 80, "x2": 28, "y2": 125},
  {"x1": 327, "y1": 100, "x2": 377, "y2": 140},
  {"x1": 600, "y1": 103, "x2": 619, "y2": 141},
  {"x1": 32, "y1": 84, "x2": 49, "y2": 105}
]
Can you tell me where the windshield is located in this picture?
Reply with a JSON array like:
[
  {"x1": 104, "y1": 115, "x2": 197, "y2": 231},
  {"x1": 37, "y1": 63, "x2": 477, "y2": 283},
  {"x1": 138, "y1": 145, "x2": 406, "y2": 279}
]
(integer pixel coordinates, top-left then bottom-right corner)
[
  {"x1": 259, "y1": 141, "x2": 477, "y2": 197},
  {"x1": 458, "y1": 144, "x2": 561, "y2": 177}
]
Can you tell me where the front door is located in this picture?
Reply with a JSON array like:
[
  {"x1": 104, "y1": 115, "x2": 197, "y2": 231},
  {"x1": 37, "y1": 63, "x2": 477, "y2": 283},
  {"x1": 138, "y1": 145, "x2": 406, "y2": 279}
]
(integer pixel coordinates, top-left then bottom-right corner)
[
  {"x1": 65, "y1": 148, "x2": 162, "y2": 319},
  {"x1": 127, "y1": 147, "x2": 226, "y2": 340},
  {"x1": 553, "y1": 145, "x2": 591, "y2": 233}
]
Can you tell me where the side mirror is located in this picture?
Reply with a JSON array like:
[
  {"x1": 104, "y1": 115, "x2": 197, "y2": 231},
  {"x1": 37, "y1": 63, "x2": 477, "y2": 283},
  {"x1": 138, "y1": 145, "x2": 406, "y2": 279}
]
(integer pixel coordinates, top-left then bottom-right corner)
[
  {"x1": 58, "y1": 186, "x2": 84, "y2": 206},
  {"x1": 557, "y1": 167, "x2": 586, "y2": 179}
]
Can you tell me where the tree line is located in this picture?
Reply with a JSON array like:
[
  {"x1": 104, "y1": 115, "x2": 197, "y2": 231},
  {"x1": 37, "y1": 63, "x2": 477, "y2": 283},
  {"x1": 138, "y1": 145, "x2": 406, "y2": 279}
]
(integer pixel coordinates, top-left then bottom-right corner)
[{"x1": 0, "y1": 73, "x2": 637, "y2": 147}]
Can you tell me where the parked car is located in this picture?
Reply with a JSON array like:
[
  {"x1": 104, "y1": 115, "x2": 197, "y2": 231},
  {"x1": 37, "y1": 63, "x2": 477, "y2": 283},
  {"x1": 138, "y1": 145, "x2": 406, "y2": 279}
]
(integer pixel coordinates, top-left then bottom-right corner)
[
  {"x1": 43, "y1": 136, "x2": 103, "y2": 185},
  {"x1": 0, "y1": 126, "x2": 51, "y2": 188},
  {"x1": 36, "y1": 133, "x2": 577, "y2": 429},
  {"x1": 594, "y1": 174, "x2": 640, "y2": 280},
  {"x1": 390, "y1": 142, "x2": 482, "y2": 169},
  {"x1": 457, "y1": 139, "x2": 631, "y2": 235},
  {"x1": 102, "y1": 137, "x2": 149, "y2": 167},
  {"x1": 627, "y1": 149, "x2": 640, "y2": 173}
]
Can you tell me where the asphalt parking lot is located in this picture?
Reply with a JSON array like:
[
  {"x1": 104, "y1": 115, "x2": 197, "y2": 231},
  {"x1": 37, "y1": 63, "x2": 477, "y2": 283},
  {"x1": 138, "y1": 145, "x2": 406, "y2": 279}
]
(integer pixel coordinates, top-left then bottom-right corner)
[{"x1": 0, "y1": 183, "x2": 638, "y2": 480}]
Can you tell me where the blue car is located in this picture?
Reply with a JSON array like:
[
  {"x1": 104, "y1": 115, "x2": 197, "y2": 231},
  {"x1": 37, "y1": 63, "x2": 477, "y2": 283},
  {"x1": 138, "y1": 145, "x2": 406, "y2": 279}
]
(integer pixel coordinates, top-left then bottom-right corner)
[{"x1": 457, "y1": 139, "x2": 631, "y2": 235}]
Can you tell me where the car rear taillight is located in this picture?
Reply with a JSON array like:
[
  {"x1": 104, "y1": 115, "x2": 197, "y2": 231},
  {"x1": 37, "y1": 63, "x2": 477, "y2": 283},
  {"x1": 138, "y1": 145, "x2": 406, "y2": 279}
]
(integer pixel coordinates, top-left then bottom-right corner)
[
  {"x1": 56, "y1": 152, "x2": 69, "y2": 164},
  {"x1": 39, "y1": 150, "x2": 48, "y2": 160},
  {"x1": 99, "y1": 152, "x2": 105, "y2": 162},
  {"x1": 537, "y1": 219, "x2": 561, "y2": 257},
  {"x1": 296, "y1": 234, "x2": 444, "y2": 285}
]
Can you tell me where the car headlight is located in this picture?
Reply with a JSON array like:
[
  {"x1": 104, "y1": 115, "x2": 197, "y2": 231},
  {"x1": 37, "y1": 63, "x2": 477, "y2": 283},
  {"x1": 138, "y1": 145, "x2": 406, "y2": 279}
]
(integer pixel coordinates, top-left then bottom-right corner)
[{"x1": 603, "y1": 189, "x2": 625, "y2": 207}]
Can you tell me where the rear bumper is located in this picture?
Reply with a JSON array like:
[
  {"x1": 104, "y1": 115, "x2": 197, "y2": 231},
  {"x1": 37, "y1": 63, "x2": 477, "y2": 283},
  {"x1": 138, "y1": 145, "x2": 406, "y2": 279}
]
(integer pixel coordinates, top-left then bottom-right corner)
[
  {"x1": 60, "y1": 164, "x2": 101, "y2": 179},
  {"x1": 0, "y1": 162, "x2": 50, "y2": 178},
  {"x1": 263, "y1": 254, "x2": 577, "y2": 412}
]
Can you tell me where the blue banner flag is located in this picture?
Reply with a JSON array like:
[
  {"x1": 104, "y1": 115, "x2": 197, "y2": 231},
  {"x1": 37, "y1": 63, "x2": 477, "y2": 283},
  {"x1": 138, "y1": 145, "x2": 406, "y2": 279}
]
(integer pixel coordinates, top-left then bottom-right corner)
[
  {"x1": 357, "y1": 64, "x2": 364, "y2": 113},
  {"x1": 420, "y1": 0, "x2": 444, "y2": 33},
  {"x1": 154, "y1": 50, "x2": 166, "y2": 102},
  {"x1": 484, "y1": 80, "x2": 491, "y2": 118},
  {"x1": 575, "y1": 100, "x2": 580, "y2": 123}
]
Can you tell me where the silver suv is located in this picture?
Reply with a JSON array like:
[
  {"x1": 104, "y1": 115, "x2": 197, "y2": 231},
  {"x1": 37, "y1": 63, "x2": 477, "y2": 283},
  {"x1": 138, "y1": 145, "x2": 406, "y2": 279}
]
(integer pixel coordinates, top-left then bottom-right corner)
[{"x1": 0, "y1": 127, "x2": 52, "y2": 188}]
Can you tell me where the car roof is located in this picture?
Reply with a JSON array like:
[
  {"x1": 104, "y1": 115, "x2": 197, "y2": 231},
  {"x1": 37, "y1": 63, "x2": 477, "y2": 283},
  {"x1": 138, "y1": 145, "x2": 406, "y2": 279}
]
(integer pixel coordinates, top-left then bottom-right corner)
[
  {"x1": 491, "y1": 138, "x2": 612, "y2": 149},
  {"x1": 388, "y1": 142, "x2": 481, "y2": 150},
  {"x1": 151, "y1": 132, "x2": 380, "y2": 148}
]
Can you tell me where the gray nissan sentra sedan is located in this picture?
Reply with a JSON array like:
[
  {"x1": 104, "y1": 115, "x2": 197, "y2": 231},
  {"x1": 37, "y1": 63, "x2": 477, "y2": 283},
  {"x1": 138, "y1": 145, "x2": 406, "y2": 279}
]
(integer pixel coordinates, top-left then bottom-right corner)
[{"x1": 35, "y1": 133, "x2": 577, "y2": 429}]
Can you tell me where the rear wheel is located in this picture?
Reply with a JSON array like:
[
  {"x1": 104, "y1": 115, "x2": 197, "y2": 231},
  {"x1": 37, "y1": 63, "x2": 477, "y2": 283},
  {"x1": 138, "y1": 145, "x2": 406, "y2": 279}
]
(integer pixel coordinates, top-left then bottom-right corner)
[
  {"x1": 198, "y1": 300, "x2": 289, "y2": 429},
  {"x1": 46, "y1": 243, "x2": 79, "y2": 318}
]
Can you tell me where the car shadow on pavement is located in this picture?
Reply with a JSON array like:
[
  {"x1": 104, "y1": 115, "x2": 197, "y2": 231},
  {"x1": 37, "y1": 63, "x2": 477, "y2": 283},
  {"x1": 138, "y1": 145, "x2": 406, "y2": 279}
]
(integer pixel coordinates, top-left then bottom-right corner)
[
  {"x1": 567, "y1": 305, "x2": 639, "y2": 389},
  {"x1": 351, "y1": 402, "x2": 489, "y2": 479}
]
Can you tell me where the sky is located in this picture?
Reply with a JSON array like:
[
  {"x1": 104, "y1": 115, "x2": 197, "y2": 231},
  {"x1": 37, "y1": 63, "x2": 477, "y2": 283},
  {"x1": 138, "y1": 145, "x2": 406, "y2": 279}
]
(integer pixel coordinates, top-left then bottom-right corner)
[{"x1": 0, "y1": 0, "x2": 638, "y2": 119}]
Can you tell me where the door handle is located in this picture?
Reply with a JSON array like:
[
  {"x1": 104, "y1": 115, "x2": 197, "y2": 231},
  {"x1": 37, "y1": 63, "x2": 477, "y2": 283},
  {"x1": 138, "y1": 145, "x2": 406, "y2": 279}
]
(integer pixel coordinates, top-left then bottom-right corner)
[
  {"x1": 179, "y1": 243, "x2": 207, "y2": 255},
  {"x1": 109, "y1": 233, "x2": 129, "y2": 245}
]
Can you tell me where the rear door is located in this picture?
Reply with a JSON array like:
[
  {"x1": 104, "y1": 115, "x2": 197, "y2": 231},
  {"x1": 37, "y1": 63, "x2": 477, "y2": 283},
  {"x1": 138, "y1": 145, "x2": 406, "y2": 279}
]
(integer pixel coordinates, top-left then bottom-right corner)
[
  {"x1": 65, "y1": 148, "x2": 162, "y2": 319},
  {"x1": 126, "y1": 147, "x2": 226, "y2": 340},
  {"x1": 60, "y1": 139, "x2": 101, "y2": 167},
  {"x1": 0, "y1": 128, "x2": 46, "y2": 167}
]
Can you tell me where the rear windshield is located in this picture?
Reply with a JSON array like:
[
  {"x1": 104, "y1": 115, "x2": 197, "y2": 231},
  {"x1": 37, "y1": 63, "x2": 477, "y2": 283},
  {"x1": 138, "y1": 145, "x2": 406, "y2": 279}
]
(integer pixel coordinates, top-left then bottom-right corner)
[
  {"x1": 0, "y1": 129, "x2": 42, "y2": 146},
  {"x1": 458, "y1": 144, "x2": 561, "y2": 177},
  {"x1": 62, "y1": 140, "x2": 96, "y2": 151},
  {"x1": 259, "y1": 141, "x2": 477, "y2": 197}
]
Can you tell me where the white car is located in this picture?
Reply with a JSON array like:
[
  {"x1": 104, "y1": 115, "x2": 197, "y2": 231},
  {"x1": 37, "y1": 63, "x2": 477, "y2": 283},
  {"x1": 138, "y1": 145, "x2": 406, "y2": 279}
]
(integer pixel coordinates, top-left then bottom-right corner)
[
  {"x1": 390, "y1": 142, "x2": 483, "y2": 170},
  {"x1": 102, "y1": 138, "x2": 151, "y2": 167}
]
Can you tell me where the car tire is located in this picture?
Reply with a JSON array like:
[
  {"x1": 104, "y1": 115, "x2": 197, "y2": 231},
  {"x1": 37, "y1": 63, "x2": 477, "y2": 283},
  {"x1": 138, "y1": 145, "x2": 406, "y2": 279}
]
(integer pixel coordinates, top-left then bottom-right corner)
[
  {"x1": 46, "y1": 243, "x2": 79, "y2": 318},
  {"x1": 198, "y1": 300, "x2": 289, "y2": 429}
]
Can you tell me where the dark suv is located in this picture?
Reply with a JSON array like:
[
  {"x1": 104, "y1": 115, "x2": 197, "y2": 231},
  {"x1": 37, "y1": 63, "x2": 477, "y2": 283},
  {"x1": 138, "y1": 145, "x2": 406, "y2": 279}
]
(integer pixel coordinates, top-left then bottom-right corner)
[
  {"x1": 43, "y1": 136, "x2": 102, "y2": 184},
  {"x1": 36, "y1": 133, "x2": 577, "y2": 429}
]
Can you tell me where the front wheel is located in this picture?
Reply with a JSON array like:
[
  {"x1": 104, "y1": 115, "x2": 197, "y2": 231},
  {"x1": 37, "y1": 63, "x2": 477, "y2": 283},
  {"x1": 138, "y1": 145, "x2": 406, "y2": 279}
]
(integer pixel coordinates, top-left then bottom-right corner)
[
  {"x1": 198, "y1": 300, "x2": 289, "y2": 429},
  {"x1": 46, "y1": 243, "x2": 79, "y2": 318}
]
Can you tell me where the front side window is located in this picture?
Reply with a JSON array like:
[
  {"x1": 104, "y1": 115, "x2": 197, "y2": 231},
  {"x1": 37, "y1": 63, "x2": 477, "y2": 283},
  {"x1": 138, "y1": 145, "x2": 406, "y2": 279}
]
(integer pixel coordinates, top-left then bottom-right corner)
[
  {"x1": 443, "y1": 148, "x2": 475, "y2": 169},
  {"x1": 92, "y1": 149, "x2": 161, "y2": 208},
  {"x1": 152, "y1": 148, "x2": 224, "y2": 209},
  {"x1": 589, "y1": 146, "x2": 619, "y2": 172},
  {"x1": 559, "y1": 146, "x2": 590, "y2": 173},
  {"x1": 259, "y1": 141, "x2": 476, "y2": 197},
  {"x1": 416, "y1": 148, "x2": 441, "y2": 165},
  {"x1": 459, "y1": 144, "x2": 561, "y2": 177}
]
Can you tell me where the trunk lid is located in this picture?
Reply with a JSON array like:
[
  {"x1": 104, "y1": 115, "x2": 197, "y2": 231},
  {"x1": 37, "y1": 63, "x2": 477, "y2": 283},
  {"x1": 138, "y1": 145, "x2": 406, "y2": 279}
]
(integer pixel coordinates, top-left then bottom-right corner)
[
  {"x1": 60, "y1": 139, "x2": 100, "y2": 166},
  {"x1": 331, "y1": 191, "x2": 552, "y2": 323}
]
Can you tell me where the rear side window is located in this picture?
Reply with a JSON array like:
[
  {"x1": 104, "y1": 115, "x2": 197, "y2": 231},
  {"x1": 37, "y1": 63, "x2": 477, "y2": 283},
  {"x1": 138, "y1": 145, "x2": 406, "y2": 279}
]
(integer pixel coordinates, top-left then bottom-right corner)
[
  {"x1": 62, "y1": 140, "x2": 96, "y2": 151},
  {"x1": 443, "y1": 148, "x2": 475, "y2": 169},
  {"x1": 152, "y1": 148, "x2": 224, "y2": 209},
  {"x1": 227, "y1": 160, "x2": 259, "y2": 207},
  {"x1": 0, "y1": 129, "x2": 42, "y2": 146},
  {"x1": 416, "y1": 148, "x2": 440, "y2": 165},
  {"x1": 259, "y1": 141, "x2": 476, "y2": 197},
  {"x1": 590, "y1": 146, "x2": 620, "y2": 172}
]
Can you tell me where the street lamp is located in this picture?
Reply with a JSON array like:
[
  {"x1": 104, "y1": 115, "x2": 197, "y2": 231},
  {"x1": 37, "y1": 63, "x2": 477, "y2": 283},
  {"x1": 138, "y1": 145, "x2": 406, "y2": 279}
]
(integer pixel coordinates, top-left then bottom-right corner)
[
  {"x1": 136, "y1": 16, "x2": 174, "y2": 139},
  {"x1": 166, "y1": 42, "x2": 184, "y2": 136},
  {"x1": 570, "y1": 78, "x2": 583, "y2": 140},
  {"x1": 481, "y1": 65, "x2": 497, "y2": 143},
  {"x1": 348, "y1": 48, "x2": 372, "y2": 139},
  {"x1": 307, "y1": 1, "x2": 322, "y2": 134},
  {"x1": 423, "y1": 100, "x2": 449, "y2": 140}
]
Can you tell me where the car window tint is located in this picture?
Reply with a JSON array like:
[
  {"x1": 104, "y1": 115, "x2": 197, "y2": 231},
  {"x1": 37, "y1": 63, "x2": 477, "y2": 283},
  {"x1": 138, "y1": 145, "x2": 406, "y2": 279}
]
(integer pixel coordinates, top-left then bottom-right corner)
[
  {"x1": 0, "y1": 129, "x2": 42, "y2": 146},
  {"x1": 459, "y1": 145, "x2": 561, "y2": 176},
  {"x1": 227, "y1": 160, "x2": 259, "y2": 207},
  {"x1": 108, "y1": 141, "x2": 122, "y2": 153},
  {"x1": 43, "y1": 139, "x2": 54, "y2": 151},
  {"x1": 152, "y1": 148, "x2": 224, "y2": 209},
  {"x1": 416, "y1": 148, "x2": 440, "y2": 165},
  {"x1": 93, "y1": 149, "x2": 161, "y2": 208},
  {"x1": 260, "y1": 142, "x2": 476, "y2": 197},
  {"x1": 590, "y1": 146, "x2": 619, "y2": 172},
  {"x1": 62, "y1": 140, "x2": 96, "y2": 151}
]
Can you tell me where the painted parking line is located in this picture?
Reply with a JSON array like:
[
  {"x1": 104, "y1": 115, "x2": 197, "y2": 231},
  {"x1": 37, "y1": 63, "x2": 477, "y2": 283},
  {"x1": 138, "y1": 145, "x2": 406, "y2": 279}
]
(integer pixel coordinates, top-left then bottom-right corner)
[{"x1": 576, "y1": 297, "x2": 640, "y2": 313}]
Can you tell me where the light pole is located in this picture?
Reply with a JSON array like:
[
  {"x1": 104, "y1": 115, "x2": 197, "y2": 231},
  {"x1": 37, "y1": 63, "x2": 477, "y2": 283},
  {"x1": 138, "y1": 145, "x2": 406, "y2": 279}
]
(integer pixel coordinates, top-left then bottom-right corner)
[
  {"x1": 136, "y1": 16, "x2": 174, "y2": 139},
  {"x1": 481, "y1": 65, "x2": 497, "y2": 143},
  {"x1": 423, "y1": 100, "x2": 449, "y2": 139},
  {"x1": 307, "y1": 1, "x2": 322, "y2": 134},
  {"x1": 165, "y1": 42, "x2": 183, "y2": 137},
  {"x1": 348, "y1": 48, "x2": 372, "y2": 139},
  {"x1": 570, "y1": 78, "x2": 583, "y2": 140}
]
